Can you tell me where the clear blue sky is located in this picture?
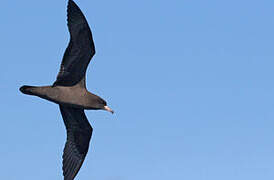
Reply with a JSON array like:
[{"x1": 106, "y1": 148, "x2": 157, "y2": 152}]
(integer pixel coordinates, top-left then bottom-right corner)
[{"x1": 1, "y1": 0, "x2": 274, "y2": 179}]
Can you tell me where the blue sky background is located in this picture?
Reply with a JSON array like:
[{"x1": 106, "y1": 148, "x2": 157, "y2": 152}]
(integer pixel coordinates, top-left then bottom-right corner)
[{"x1": 1, "y1": 0, "x2": 274, "y2": 179}]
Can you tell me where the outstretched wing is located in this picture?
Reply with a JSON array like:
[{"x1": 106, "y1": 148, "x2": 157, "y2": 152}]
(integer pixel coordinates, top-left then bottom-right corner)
[
  {"x1": 59, "y1": 105, "x2": 93, "y2": 180},
  {"x1": 54, "y1": 0, "x2": 95, "y2": 87}
]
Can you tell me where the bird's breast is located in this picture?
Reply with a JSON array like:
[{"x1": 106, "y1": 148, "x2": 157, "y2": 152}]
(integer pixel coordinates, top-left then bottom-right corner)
[{"x1": 47, "y1": 86, "x2": 90, "y2": 108}]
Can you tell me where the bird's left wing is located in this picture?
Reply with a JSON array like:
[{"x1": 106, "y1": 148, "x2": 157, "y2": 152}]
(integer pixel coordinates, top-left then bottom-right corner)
[
  {"x1": 59, "y1": 105, "x2": 93, "y2": 180},
  {"x1": 53, "y1": 0, "x2": 95, "y2": 87}
]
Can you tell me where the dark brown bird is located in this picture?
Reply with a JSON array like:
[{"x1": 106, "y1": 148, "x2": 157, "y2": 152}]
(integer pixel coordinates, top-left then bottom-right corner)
[{"x1": 19, "y1": 0, "x2": 113, "y2": 179}]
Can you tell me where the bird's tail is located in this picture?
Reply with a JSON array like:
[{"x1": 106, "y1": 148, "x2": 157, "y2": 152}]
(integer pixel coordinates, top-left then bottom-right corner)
[{"x1": 19, "y1": 85, "x2": 38, "y2": 96}]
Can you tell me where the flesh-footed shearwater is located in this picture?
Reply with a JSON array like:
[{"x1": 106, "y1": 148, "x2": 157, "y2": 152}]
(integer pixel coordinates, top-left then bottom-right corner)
[{"x1": 19, "y1": 0, "x2": 114, "y2": 179}]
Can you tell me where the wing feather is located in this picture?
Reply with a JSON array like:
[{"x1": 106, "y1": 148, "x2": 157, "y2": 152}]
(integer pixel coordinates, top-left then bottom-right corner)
[
  {"x1": 59, "y1": 105, "x2": 93, "y2": 180},
  {"x1": 54, "y1": 0, "x2": 95, "y2": 87}
]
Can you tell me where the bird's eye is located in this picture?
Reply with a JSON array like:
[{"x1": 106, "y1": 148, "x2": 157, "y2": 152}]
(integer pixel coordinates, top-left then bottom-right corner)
[{"x1": 102, "y1": 99, "x2": 107, "y2": 106}]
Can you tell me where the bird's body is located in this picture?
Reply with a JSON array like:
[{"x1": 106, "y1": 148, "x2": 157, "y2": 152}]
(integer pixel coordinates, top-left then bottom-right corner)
[
  {"x1": 19, "y1": 0, "x2": 113, "y2": 180},
  {"x1": 21, "y1": 78, "x2": 103, "y2": 110}
]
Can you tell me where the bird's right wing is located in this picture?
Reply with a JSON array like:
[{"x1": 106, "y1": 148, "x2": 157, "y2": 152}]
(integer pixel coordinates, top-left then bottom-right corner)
[
  {"x1": 53, "y1": 0, "x2": 95, "y2": 87},
  {"x1": 59, "y1": 105, "x2": 93, "y2": 180}
]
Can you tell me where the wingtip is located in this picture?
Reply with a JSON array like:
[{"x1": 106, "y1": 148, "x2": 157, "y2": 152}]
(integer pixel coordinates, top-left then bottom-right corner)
[
  {"x1": 68, "y1": 0, "x2": 74, "y2": 4},
  {"x1": 66, "y1": 0, "x2": 86, "y2": 25},
  {"x1": 67, "y1": 0, "x2": 78, "y2": 10}
]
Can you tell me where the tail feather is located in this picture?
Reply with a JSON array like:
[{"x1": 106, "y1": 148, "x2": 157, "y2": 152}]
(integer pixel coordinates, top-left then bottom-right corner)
[{"x1": 19, "y1": 85, "x2": 37, "y2": 95}]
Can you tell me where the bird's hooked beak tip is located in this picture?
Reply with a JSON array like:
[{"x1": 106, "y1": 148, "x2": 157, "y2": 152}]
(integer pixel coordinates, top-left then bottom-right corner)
[{"x1": 104, "y1": 106, "x2": 114, "y2": 114}]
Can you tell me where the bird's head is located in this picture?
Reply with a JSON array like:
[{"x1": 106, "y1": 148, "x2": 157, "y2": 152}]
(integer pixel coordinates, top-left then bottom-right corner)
[{"x1": 90, "y1": 94, "x2": 114, "y2": 114}]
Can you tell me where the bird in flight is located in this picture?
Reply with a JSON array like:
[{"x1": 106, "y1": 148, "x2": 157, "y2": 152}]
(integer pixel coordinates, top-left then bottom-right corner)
[{"x1": 19, "y1": 0, "x2": 114, "y2": 179}]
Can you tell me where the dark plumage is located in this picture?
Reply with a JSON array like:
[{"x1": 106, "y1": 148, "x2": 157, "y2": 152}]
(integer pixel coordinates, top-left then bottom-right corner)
[
  {"x1": 60, "y1": 106, "x2": 92, "y2": 180},
  {"x1": 54, "y1": 0, "x2": 95, "y2": 87},
  {"x1": 19, "y1": 1, "x2": 113, "y2": 180}
]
